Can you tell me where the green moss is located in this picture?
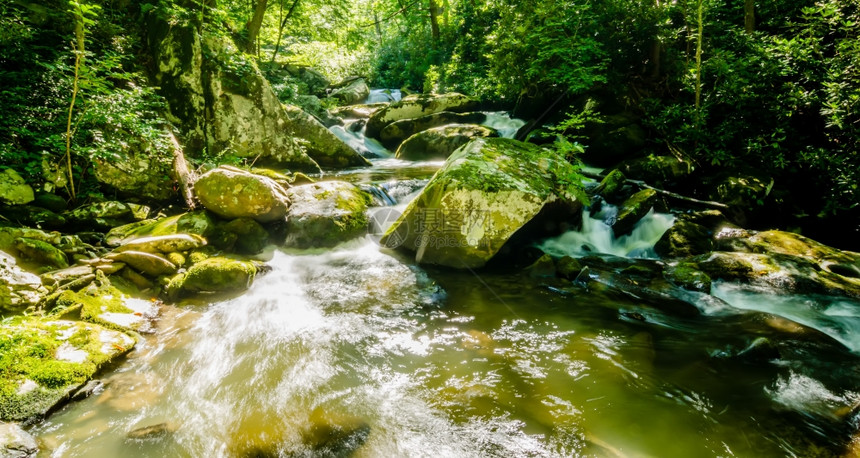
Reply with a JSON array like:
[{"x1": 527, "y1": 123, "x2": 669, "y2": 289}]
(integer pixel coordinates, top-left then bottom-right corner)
[
  {"x1": 14, "y1": 238, "x2": 69, "y2": 270},
  {"x1": 167, "y1": 257, "x2": 257, "y2": 299}
]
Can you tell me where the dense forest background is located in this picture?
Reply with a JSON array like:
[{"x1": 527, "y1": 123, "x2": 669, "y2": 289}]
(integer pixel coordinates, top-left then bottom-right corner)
[{"x1": 1, "y1": 0, "x2": 858, "y2": 247}]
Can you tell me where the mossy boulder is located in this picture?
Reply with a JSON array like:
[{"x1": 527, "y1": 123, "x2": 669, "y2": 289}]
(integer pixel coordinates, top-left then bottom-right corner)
[
  {"x1": 395, "y1": 124, "x2": 497, "y2": 160},
  {"x1": 114, "y1": 234, "x2": 207, "y2": 254},
  {"x1": 329, "y1": 103, "x2": 386, "y2": 119},
  {"x1": 0, "y1": 252, "x2": 48, "y2": 313},
  {"x1": 557, "y1": 256, "x2": 583, "y2": 280},
  {"x1": 91, "y1": 128, "x2": 179, "y2": 202},
  {"x1": 365, "y1": 93, "x2": 480, "y2": 139},
  {"x1": 705, "y1": 172, "x2": 771, "y2": 225},
  {"x1": 591, "y1": 169, "x2": 627, "y2": 203},
  {"x1": 378, "y1": 111, "x2": 487, "y2": 148},
  {"x1": 282, "y1": 105, "x2": 371, "y2": 168},
  {"x1": 64, "y1": 201, "x2": 150, "y2": 231},
  {"x1": 0, "y1": 205, "x2": 67, "y2": 231},
  {"x1": 31, "y1": 193, "x2": 67, "y2": 213},
  {"x1": 612, "y1": 188, "x2": 658, "y2": 237},
  {"x1": 166, "y1": 257, "x2": 258, "y2": 298},
  {"x1": 0, "y1": 169, "x2": 34, "y2": 206},
  {"x1": 381, "y1": 137, "x2": 583, "y2": 268},
  {"x1": 55, "y1": 277, "x2": 157, "y2": 332},
  {"x1": 220, "y1": 218, "x2": 269, "y2": 254},
  {"x1": 654, "y1": 219, "x2": 714, "y2": 258},
  {"x1": 105, "y1": 211, "x2": 216, "y2": 247},
  {"x1": 13, "y1": 239, "x2": 68, "y2": 270},
  {"x1": 194, "y1": 167, "x2": 290, "y2": 223},
  {"x1": 106, "y1": 251, "x2": 177, "y2": 277},
  {"x1": 664, "y1": 263, "x2": 712, "y2": 292},
  {"x1": 579, "y1": 113, "x2": 647, "y2": 166},
  {"x1": 328, "y1": 77, "x2": 370, "y2": 106},
  {"x1": 0, "y1": 317, "x2": 135, "y2": 422},
  {"x1": 0, "y1": 422, "x2": 38, "y2": 457},
  {"x1": 284, "y1": 181, "x2": 373, "y2": 248},
  {"x1": 617, "y1": 155, "x2": 694, "y2": 189}
]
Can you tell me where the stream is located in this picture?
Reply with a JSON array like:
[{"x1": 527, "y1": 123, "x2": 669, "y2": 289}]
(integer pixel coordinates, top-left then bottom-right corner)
[{"x1": 30, "y1": 94, "x2": 860, "y2": 457}]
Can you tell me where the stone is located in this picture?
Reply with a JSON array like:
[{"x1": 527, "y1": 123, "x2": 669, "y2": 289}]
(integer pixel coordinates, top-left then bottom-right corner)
[
  {"x1": 166, "y1": 257, "x2": 258, "y2": 298},
  {"x1": 287, "y1": 65, "x2": 329, "y2": 97},
  {"x1": 328, "y1": 77, "x2": 370, "y2": 105},
  {"x1": 284, "y1": 181, "x2": 372, "y2": 248},
  {"x1": 381, "y1": 138, "x2": 582, "y2": 268},
  {"x1": 31, "y1": 193, "x2": 67, "y2": 213},
  {"x1": 365, "y1": 93, "x2": 480, "y2": 139},
  {"x1": 654, "y1": 219, "x2": 714, "y2": 258},
  {"x1": 0, "y1": 206, "x2": 66, "y2": 230},
  {"x1": 329, "y1": 103, "x2": 386, "y2": 119},
  {"x1": 105, "y1": 211, "x2": 216, "y2": 247},
  {"x1": 194, "y1": 167, "x2": 290, "y2": 222},
  {"x1": 282, "y1": 105, "x2": 371, "y2": 168},
  {"x1": 378, "y1": 111, "x2": 487, "y2": 148},
  {"x1": 591, "y1": 169, "x2": 626, "y2": 203},
  {"x1": 525, "y1": 254, "x2": 556, "y2": 278},
  {"x1": 705, "y1": 172, "x2": 771, "y2": 225},
  {"x1": 55, "y1": 280, "x2": 157, "y2": 333},
  {"x1": 617, "y1": 155, "x2": 693, "y2": 189},
  {"x1": 65, "y1": 201, "x2": 149, "y2": 231},
  {"x1": 556, "y1": 256, "x2": 583, "y2": 280},
  {"x1": 0, "y1": 422, "x2": 38, "y2": 457},
  {"x1": 13, "y1": 238, "x2": 68, "y2": 270},
  {"x1": 115, "y1": 234, "x2": 207, "y2": 254},
  {"x1": 612, "y1": 189, "x2": 658, "y2": 237},
  {"x1": 663, "y1": 263, "x2": 712, "y2": 292},
  {"x1": 0, "y1": 318, "x2": 135, "y2": 422},
  {"x1": 0, "y1": 169, "x2": 34, "y2": 206},
  {"x1": 92, "y1": 127, "x2": 180, "y2": 202},
  {"x1": 127, "y1": 423, "x2": 174, "y2": 441},
  {"x1": 395, "y1": 124, "x2": 497, "y2": 160},
  {"x1": 0, "y1": 251, "x2": 48, "y2": 313},
  {"x1": 106, "y1": 251, "x2": 177, "y2": 277},
  {"x1": 220, "y1": 218, "x2": 269, "y2": 254}
]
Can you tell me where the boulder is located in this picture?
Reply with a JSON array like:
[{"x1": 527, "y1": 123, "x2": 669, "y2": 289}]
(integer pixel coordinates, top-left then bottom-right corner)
[
  {"x1": 65, "y1": 201, "x2": 150, "y2": 231},
  {"x1": 663, "y1": 262, "x2": 712, "y2": 292},
  {"x1": 381, "y1": 138, "x2": 583, "y2": 268},
  {"x1": 220, "y1": 218, "x2": 269, "y2": 254},
  {"x1": 556, "y1": 256, "x2": 583, "y2": 280},
  {"x1": 365, "y1": 93, "x2": 480, "y2": 139},
  {"x1": 378, "y1": 112, "x2": 487, "y2": 148},
  {"x1": 286, "y1": 65, "x2": 330, "y2": 97},
  {"x1": 579, "y1": 112, "x2": 647, "y2": 166},
  {"x1": 0, "y1": 251, "x2": 48, "y2": 313},
  {"x1": 590, "y1": 169, "x2": 627, "y2": 203},
  {"x1": 115, "y1": 234, "x2": 207, "y2": 254},
  {"x1": 0, "y1": 169, "x2": 34, "y2": 206},
  {"x1": 31, "y1": 193, "x2": 67, "y2": 213},
  {"x1": 706, "y1": 172, "x2": 771, "y2": 225},
  {"x1": 0, "y1": 422, "x2": 38, "y2": 457},
  {"x1": 105, "y1": 211, "x2": 216, "y2": 247},
  {"x1": 329, "y1": 103, "x2": 386, "y2": 119},
  {"x1": 13, "y1": 238, "x2": 68, "y2": 270},
  {"x1": 612, "y1": 189, "x2": 658, "y2": 237},
  {"x1": 0, "y1": 317, "x2": 135, "y2": 422},
  {"x1": 92, "y1": 128, "x2": 182, "y2": 202},
  {"x1": 55, "y1": 278, "x2": 158, "y2": 332},
  {"x1": 617, "y1": 155, "x2": 694, "y2": 189},
  {"x1": 106, "y1": 251, "x2": 177, "y2": 277},
  {"x1": 0, "y1": 206, "x2": 66, "y2": 231},
  {"x1": 654, "y1": 219, "x2": 714, "y2": 258},
  {"x1": 166, "y1": 257, "x2": 258, "y2": 298},
  {"x1": 395, "y1": 124, "x2": 497, "y2": 160},
  {"x1": 282, "y1": 105, "x2": 371, "y2": 168},
  {"x1": 329, "y1": 77, "x2": 370, "y2": 106},
  {"x1": 194, "y1": 167, "x2": 290, "y2": 222},
  {"x1": 284, "y1": 181, "x2": 372, "y2": 248}
]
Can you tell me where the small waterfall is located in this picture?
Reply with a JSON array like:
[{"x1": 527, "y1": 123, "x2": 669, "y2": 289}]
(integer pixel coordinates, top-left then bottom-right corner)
[
  {"x1": 540, "y1": 205, "x2": 675, "y2": 258},
  {"x1": 481, "y1": 111, "x2": 527, "y2": 139},
  {"x1": 365, "y1": 88, "x2": 402, "y2": 104},
  {"x1": 329, "y1": 119, "x2": 391, "y2": 158}
]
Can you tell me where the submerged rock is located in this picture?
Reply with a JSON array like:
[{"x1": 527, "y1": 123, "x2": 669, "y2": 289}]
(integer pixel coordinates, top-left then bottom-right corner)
[
  {"x1": 166, "y1": 257, "x2": 258, "y2": 298},
  {"x1": 381, "y1": 137, "x2": 582, "y2": 268},
  {"x1": 0, "y1": 318, "x2": 135, "y2": 422},
  {"x1": 194, "y1": 167, "x2": 290, "y2": 223},
  {"x1": 0, "y1": 169, "x2": 34, "y2": 206},
  {"x1": 0, "y1": 422, "x2": 38, "y2": 457},
  {"x1": 395, "y1": 124, "x2": 497, "y2": 160},
  {"x1": 284, "y1": 181, "x2": 372, "y2": 248},
  {"x1": 365, "y1": 92, "x2": 479, "y2": 139},
  {"x1": 612, "y1": 189, "x2": 658, "y2": 237},
  {"x1": 378, "y1": 111, "x2": 487, "y2": 148}
]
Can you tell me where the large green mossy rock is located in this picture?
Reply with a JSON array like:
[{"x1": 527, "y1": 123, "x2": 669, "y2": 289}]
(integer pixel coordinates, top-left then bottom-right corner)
[
  {"x1": 114, "y1": 234, "x2": 207, "y2": 254},
  {"x1": 395, "y1": 124, "x2": 497, "y2": 161},
  {"x1": 612, "y1": 188, "x2": 658, "y2": 237},
  {"x1": 378, "y1": 112, "x2": 487, "y2": 148},
  {"x1": 329, "y1": 77, "x2": 370, "y2": 106},
  {"x1": 91, "y1": 128, "x2": 178, "y2": 202},
  {"x1": 380, "y1": 137, "x2": 582, "y2": 268},
  {"x1": 365, "y1": 93, "x2": 479, "y2": 139},
  {"x1": 65, "y1": 201, "x2": 150, "y2": 231},
  {"x1": 0, "y1": 205, "x2": 67, "y2": 231},
  {"x1": 105, "y1": 211, "x2": 216, "y2": 247},
  {"x1": 284, "y1": 181, "x2": 372, "y2": 248},
  {"x1": 194, "y1": 167, "x2": 290, "y2": 223},
  {"x1": 617, "y1": 155, "x2": 693, "y2": 189},
  {"x1": 282, "y1": 105, "x2": 371, "y2": 168},
  {"x1": 166, "y1": 257, "x2": 258, "y2": 298},
  {"x1": 0, "y1": 317, "x2": 135, "y2": 422},
  {"x1": 0, "y1": 169, "x2": 34, "y2": 206},
  {"x1": 220, "y1": 218, "x2": 269, "y2": 254},
  {"x1": 654, "y1": 219, "x2": 714, "y2": 258},
  {"x1": 13, "y1": 239, "x2": 68, "y2": 270},
  {"x1": 0, "y1": 251, "x2": 48, "y2": 313},
  {"x1": 54, "y1": 278, "x2": 157, "y2": 332}
]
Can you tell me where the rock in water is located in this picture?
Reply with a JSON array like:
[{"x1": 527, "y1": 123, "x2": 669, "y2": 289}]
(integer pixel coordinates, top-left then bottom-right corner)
[
  {"x1": 612, "y1": 189, "x2": 658, "y2": 237},
  {"x1": 106, "y1": 251, "x2": 177, "y2": 277},
  {"x1": 114, "y1": 234, "x2": 207, "y2": 254},
  {"x1": 365, "y1": 93, "x2": 479, "y2": 138},
  {"x1": 166, "y1": 257, "x2": 258, "y2": 298},
  {"x1": 284, "y1": 181, "x2": 372, "y2": 248},
  {"x1": 282, "y1": 105, "x2": 371, "y2": 168},
  {"x1": 329, "y1": 77, "x2": 370, "y2": 105},
  {"x1": 0, "y1": 422, "x2": 38, "y2": 457},
  {"x1": 194, "y1": 167, "x2": 290, "y2": 222},
  {"x1": 381, "y1": 137, "x2": 582, "y2": 268},
  {"x1": 378, "y1": 112, "x2": 486, "y2": 148},
  {"x1": 0, "y1": 169, "x2": 34, "y2": 206},
  {"x1": 395, "y1": 124, "x2": 497, "y2": 160}
]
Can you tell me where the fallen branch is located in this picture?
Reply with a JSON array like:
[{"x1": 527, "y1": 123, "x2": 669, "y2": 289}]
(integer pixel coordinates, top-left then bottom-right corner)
[
  {"x1": 167, "y1": 129, "x2": 197, "y2": 209},
  {"x1": 582, "y1": 170, "x2": 729, "y2": 211}
]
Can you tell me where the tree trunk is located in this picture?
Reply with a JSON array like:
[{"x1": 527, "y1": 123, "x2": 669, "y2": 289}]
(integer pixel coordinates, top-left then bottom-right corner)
[
  {"x1": 694, "y1": 0, "x2": 703, "y2": 119},
  {"x1": 168, "y1": 130, "x2": 198, "y2": 209},
  {"x1": 744, "y1": 0, "x2": 755, "y2": 33},
  {"x1": 428, "y1": 0, "x2": 440, "y2": 43},
  {"x1": 270, "y1": 0, "x2": 301, "y2": 64},
  {"x1": 245, "y1": 0, "x2": 268, "y2": 54}
]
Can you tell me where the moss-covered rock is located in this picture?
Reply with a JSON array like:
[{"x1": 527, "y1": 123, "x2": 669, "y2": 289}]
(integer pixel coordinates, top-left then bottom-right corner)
[
  {"x1": 114, "y1": 234, "x2": 206, "y2": 254},
  {"x1": 329, "y1": 103, "x2": 386, "y2": 119},
  {"x1": 365, "y1": 93, "x2": 480, "y2": 139},
  {"x1": 617, "y1": 154, "x2": 694, "y2": 189},
  {"x1": 612, "y1": 189, "x2": 658, "y2": 237},
  {"x1": 64, "y1": 201, "x2": 150, "y2": 231},
  {"x1": 91, "y1": 127, "x2": 179, "y2": 202},
  {"x1": 194, "y1": 167, "x2": 290, "y2": 222},
  {"x1": 31, "y1": 193, "x2": 67, "y2": 213},
  {"x1": 0, "y1": 169, "x2": 34, "y2": 206},
  {"x1": 556, "y1": 256, "x2": 583, "y2": 280},
  {"x1": 378, "y1": 112, "x2": 487, "y2": 148},
  {"x1": 54, "y1": 277, "x2": 157, "y2": 333},
  {"x1": 0, "y1": 205, "x2": 66, "y2": 231},
  {"x1": 664, "y1": 263, "x2": 712, "y2": 292},
  {"x1": 395, "y1": 124, "x2": 497, "y2": 160},
  {"x1": 705, "y1": 172, "x2": 771, "y2": 224},
  {"x1": 381, "y1": 137, "x2": 583, "y2": 268},
  {"x1": 105, "y1": 211, "x2": 217, "y2": 247},
  {"x1": 328, "y1": 77, "x2": 370, "y2": 106},
  {"x1": 166, "y1": 257, "x2": 257, "y2": 298},
  {"x1": 106, "y1": 251, "x2": 177, "y2": 277},
  {"x1": 0, "y1": 422, "x2": 38, "y2": 456},
  {"x1": 591, "y1": 169, "x2": 626, "y2": 203},
  {"x1": 13, "y1": 239, "x2": 68, "y2": 270},
  {"x1": 0, "y1": 251, "x2": 48, "y2": 313},
  {"x1": 654, "y1": 219, "x2": 714, "y2": 258},
  {"x1": 220, "y1": 218, "x2": 269, "y2": 254},
  {"x1": 0, "y1": 317, "x2": 135, "y2": 422},
  {"x1": 282, "y1": 105, "x2": 371, "y2": 168},
  {"x1": 284, "y1": 181, "x2": 373, "y2": 248}
]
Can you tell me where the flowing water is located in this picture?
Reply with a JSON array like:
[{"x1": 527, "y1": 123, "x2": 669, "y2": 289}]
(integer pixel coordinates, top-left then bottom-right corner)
[{"x1": 30, "y1": 110, "x2": 860, "y2": 457}]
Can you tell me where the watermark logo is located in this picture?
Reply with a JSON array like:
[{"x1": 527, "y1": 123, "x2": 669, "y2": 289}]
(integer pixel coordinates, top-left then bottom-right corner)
[{"x1": 367, "y1": 207, "x2": 407, "y2": 248}]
